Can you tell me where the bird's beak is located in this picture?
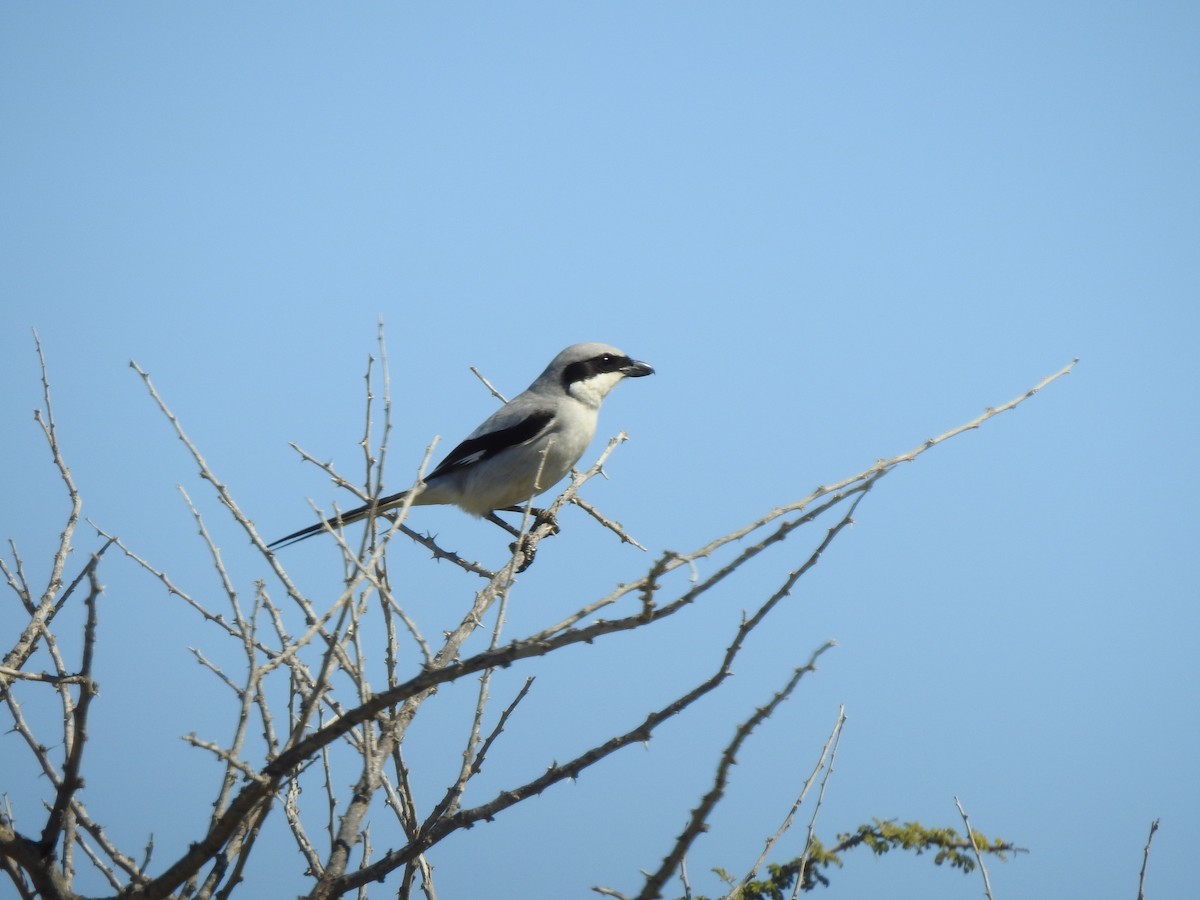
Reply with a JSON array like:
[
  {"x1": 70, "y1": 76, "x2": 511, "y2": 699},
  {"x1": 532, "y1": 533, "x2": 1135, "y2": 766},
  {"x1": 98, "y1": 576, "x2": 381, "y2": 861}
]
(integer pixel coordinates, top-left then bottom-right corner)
[{"x1": 622, "y1": 359, "x2": 655, "y2": 378}]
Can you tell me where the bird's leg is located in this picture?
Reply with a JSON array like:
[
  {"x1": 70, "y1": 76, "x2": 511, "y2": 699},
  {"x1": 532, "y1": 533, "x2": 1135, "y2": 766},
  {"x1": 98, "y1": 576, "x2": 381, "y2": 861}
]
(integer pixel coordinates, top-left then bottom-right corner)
[
  {"x1": 484, "y1": 511, "x2": 523, "y2": 538},
  {"x1": 487, "y1": 506, "x2": 559, "y2": 536}
]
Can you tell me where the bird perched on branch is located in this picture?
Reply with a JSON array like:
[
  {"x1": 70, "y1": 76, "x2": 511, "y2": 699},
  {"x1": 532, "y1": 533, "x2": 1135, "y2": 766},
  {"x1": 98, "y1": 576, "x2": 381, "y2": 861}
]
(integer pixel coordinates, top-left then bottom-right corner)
[{"x1": 269, "y1": 342, "x2": 654, "y2": 549}]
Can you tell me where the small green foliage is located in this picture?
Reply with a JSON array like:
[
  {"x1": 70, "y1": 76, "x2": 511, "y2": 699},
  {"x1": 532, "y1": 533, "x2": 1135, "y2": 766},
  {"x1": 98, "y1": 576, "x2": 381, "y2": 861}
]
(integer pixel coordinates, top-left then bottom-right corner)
[
  {"x1": 677, "y1": 818, "x2": 1024, "y2": 899},
  {"x1": 840, "y1": 818, "x2": 1011, "y2": 872}
]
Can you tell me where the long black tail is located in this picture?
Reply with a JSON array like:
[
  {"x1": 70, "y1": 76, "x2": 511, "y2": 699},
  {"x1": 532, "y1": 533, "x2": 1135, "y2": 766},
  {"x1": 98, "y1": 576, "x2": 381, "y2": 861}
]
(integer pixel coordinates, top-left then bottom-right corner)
[{"x1": 267, "y1": 489, "x2": 409, "y2": 550}]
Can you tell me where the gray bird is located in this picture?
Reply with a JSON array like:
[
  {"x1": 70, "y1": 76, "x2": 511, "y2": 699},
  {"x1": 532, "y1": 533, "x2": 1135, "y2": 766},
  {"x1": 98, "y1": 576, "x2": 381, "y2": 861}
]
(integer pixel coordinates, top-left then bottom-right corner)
[{"x1": 269, "y1": 342, "x2": 654, "y2": 548}]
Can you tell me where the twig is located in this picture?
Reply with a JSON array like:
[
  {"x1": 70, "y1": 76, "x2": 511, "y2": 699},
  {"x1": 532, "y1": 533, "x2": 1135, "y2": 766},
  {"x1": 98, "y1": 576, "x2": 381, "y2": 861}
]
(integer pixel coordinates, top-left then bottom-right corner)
[
  {"x1": 1136, "y1": 818, "x2": 1160, "y2": 900},
  {"x1": 183, "y1": 735, "x2": 271, "y2": 785},
  {"x1": 189, "y1": 648, "x2": 242, "y2": 695},
  {"x1": 385, "y1": 743, "x2": 419, "y2": 838},
  {"x1": 0, "y1": 668, "x2": 91, "y2": 685},
  {"x1": 3, "y1": 534, "x2": 111, "y2": 676},
  {"x1": 283, "y1": 775, "x2": 323, "y2": 878},
  {"x1": 374, "y1": 319, "x2": 395, "y2": 526},
  {"x1": 38, "y1": 563, "x2": 102, "y2": 856},
  {"x1": 0, "y1": 541, "x2": 34, "y2": 613},
  {"x1": 763, "y1": 710, "x2": 849, "y2": 897},
  {"x1": 954, "y1": 796, "x2": 995, "y2": 900},
  {"x1": 793, "y1": 707, "x2": 847, "y2": 898},
  {"x1": 570, "y1": 495, "x2": 648, "y2": 551},
  {"x1": 286, "y1": 442, "x2": 370, "y2": 500},
  {"x1": 360, "y1": 349, "x2": 380, "y2": 554},
  {"x1": 391, "y1": 522, "x2": 495, "y2": 578},
  {"x1": 31, "y1": 330, "x2": 83, "y2": 634},
  {"x1": 380, "y1": 589, "x2": 433, "y2": 669},
  {"x1": 470, "y1": 677, "x2": 535, "y2": 779},
  {"x1": 469, "y1": 366, "x2": 509, "y2": 404},
  {"x1": 213, "y1": 799, "x2": 271, "y2": 900},
  {"x1": 74, "y1": 830, "x2": 124, "y2": 892}
]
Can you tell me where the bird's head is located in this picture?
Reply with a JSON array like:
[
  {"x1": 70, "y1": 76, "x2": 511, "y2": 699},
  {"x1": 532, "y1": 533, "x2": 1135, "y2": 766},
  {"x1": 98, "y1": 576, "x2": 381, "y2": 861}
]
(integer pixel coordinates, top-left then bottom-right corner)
[{"x1": 539, "y1": 342, "x2": 655, "y2": 408}]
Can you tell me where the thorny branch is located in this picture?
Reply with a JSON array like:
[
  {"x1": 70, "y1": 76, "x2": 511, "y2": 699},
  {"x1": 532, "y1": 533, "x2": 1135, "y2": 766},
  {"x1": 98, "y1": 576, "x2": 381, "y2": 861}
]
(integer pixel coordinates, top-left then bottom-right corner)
[
  {"x1": 1137, "y1": 818, "x2": 1160, "y2": 900},
  {"x1": 1, "y1": 340, "x2": 1076, "y2": 899}
]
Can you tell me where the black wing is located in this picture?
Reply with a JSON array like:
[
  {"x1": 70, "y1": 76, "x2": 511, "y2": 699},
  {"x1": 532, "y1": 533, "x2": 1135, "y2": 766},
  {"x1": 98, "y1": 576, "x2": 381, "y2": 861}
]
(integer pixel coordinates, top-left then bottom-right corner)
[{"x1": 424, "y1": 409, "x2": 555, "y2": 481}]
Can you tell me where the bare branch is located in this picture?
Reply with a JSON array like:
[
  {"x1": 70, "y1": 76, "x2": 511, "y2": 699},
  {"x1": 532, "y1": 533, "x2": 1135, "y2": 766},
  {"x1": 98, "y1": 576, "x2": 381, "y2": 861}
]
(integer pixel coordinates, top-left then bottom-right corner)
[
  {"x1": 793, "y1": 707, "x2": 847, "y2": 899},
  {"x1": 570, "y1": 495, "x2": 648, "y2": 551},
  {"x1": 468, "y1": 365, "x2": 509, "y2": 404},
  {"x1": 470, "y1": 676, "x2": 535, "y2": 780},
  {"x1": 31, "y1": 330, "x2": 83, "y2": 633},
  {"x1": 954, "y1": 796, "x2": 995, "y2": 900},
  {"x1": 183, "y1": 735, "x2": 271, "y2": 786},
  {"x1": 1136, "y1": 818, "x2": 1160, "y2": 900},
  {"x1": 3, "y1": 348, "x2": 1071, "y2": 899},
  {"x1": 0, "y1": 668, "x2": 90, "y2": 685},
  {"x1": 592, "y1": 887, "x2": 631, "y2": 900},
  {"x1": 39, "y1": 562, "x2": 102, "y2": 856},
  {"x1": 3, "y1": 539, "x2": 112, "y2": 675},
  {"x1": 389, "y1": 522, "x2": 495, "y2": 578}
]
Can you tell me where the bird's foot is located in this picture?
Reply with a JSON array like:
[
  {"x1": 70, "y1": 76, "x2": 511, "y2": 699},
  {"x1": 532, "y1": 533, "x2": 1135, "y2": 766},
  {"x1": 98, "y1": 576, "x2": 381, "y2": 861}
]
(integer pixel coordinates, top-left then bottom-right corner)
[{"x1": 498, "y1": 507, "x2": 560, "y2": 573}]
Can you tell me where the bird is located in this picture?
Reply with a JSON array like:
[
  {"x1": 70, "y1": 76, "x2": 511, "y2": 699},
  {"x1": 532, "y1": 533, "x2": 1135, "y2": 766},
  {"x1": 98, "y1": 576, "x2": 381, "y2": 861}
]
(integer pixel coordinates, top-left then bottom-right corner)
[{"x1": 268, "y1": 342, "x2": 654, "y2": 549}]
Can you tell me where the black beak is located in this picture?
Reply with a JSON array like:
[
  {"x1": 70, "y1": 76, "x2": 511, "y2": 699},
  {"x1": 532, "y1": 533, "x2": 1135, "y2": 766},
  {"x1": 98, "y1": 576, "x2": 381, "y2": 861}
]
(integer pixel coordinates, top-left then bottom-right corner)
[{"x1": 622, "y1": 359, "x2": 655, "y2": 378}]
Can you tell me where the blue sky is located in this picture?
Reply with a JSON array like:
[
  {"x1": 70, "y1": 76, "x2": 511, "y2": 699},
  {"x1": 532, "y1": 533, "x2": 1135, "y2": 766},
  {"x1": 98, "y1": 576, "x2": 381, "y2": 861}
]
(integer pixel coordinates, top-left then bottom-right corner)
[{"x1": 2, "y1": 3, "x2": 1197, "y2": 898}]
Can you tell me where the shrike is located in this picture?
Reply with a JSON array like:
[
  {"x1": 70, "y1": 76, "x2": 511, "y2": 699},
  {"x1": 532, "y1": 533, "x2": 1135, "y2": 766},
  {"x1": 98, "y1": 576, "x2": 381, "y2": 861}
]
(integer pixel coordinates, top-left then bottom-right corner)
[{"x1": 269, "y1": 342, "x2": 654, "y2": 549}]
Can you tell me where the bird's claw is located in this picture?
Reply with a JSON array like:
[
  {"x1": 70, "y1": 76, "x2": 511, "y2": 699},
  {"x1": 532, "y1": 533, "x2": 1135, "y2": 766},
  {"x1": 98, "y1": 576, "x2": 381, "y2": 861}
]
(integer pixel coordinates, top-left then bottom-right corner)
[{"x1": 507, "y1": 510, "x2": 560, "y2": 573}]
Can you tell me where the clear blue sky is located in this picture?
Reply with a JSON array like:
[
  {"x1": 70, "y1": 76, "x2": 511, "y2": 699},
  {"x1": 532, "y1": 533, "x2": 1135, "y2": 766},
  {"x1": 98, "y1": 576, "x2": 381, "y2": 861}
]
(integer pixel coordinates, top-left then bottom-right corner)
[{"x1": 2, "y1": 4, "x2": 1197, "y2": 898}]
